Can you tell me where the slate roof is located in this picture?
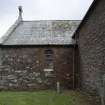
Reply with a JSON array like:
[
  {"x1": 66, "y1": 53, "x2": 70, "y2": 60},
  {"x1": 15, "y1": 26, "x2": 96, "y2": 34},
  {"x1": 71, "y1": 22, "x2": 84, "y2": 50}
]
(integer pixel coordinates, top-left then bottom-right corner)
[{"x1": 0, "y1": 8, "x2": 80, "y2": 45}]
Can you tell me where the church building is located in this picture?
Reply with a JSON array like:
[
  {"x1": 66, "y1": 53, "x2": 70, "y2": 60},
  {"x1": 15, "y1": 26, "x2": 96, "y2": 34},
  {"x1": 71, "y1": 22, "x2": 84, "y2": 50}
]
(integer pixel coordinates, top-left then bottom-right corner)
[{"x1": 0, "y1": 6, "x2": 80, "y2": 90}]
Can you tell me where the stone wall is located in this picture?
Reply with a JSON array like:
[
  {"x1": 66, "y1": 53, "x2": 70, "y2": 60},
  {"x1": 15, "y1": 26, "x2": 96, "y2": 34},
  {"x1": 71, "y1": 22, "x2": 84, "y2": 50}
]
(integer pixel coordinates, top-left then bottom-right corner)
[
  {"x1": 0, "y1": 46, "x2": 74, "y2": 90},
  {"x1": 77, "y1": 0, "x2": 105, "y2": 92}
]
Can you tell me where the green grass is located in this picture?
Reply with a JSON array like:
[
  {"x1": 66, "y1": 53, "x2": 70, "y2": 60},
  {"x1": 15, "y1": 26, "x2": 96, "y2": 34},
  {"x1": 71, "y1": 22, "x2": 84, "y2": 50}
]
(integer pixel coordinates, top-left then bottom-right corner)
[{"x1": 0, "y1": 90, "x2": 99, "y2": 105}]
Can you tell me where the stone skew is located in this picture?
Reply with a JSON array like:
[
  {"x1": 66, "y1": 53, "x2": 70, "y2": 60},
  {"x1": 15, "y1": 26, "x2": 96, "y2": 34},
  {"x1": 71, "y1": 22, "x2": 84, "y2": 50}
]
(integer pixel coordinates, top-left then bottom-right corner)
[{"x1": 0, "y1": 6, "x2": 23, "y2": 44}]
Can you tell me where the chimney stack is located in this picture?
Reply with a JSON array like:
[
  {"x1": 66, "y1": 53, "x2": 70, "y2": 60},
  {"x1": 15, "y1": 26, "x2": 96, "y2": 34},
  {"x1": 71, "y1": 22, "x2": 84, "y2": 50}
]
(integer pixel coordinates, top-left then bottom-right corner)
[{"x1": 18, "y1": 6, "x2": 23, "y2": 20}]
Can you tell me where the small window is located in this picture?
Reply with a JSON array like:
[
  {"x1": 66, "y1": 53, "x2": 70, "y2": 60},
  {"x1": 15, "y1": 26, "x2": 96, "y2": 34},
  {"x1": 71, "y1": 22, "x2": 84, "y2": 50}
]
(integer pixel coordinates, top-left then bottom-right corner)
[{"x1": 45, "y1": 49, "x2": 53, "y2": 69}]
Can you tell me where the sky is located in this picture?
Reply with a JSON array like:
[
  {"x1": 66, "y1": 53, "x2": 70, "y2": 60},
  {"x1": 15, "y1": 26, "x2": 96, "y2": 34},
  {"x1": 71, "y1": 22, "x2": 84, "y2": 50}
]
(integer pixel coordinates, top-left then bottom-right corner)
[{"x1": 0, "y1": 0, "x2": 93, "y2": 37}]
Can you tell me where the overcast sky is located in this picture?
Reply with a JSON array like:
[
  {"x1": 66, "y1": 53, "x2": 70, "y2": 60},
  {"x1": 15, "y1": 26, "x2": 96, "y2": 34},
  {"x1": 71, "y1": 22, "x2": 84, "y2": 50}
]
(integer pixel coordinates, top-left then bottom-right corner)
[{"x1": 0, "y1": 0, "x2": 93, "y2": 37}]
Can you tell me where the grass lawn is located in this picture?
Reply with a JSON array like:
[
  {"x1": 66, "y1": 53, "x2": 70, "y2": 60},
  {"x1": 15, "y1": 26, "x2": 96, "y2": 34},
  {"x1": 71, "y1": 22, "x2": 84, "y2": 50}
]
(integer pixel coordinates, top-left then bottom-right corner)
[{"x1": 0, "y1": 90, "x2": 100, "y2": 105}]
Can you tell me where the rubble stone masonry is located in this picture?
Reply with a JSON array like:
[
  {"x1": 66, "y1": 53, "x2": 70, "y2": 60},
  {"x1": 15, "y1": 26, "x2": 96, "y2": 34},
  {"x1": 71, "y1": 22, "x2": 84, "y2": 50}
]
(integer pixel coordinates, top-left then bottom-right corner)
[
  {"x1": 77, "y1": 0, "x2": 105, "y2": 92},
  {"x1": 0, "y1": 46, "x2": 74, "y2": 90}
]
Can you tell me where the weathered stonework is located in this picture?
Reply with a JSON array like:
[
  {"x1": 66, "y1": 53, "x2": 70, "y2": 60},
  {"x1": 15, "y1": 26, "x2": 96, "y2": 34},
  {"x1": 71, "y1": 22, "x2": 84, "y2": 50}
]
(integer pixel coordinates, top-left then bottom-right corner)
[
  {"x1": 75, "y1": 0, "x2": 105, "y2": 92},
  {"x1": 0, "y1": 46, "x2": 74, "y2": 90}
]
